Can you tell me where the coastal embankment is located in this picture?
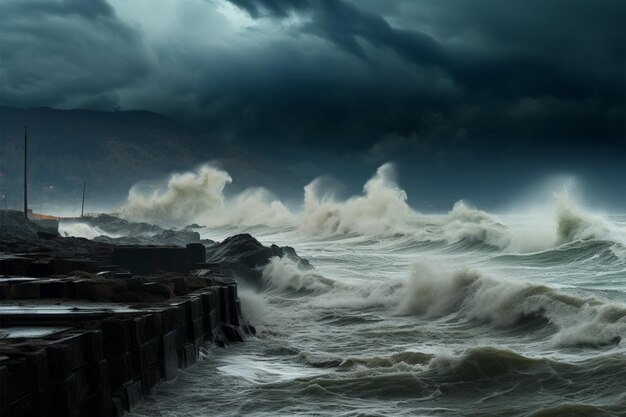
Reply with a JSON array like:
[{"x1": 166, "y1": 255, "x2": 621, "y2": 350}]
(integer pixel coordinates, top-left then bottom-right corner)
[{"x1": 0, "y1": 210, "x2": 295, "y2": 417}]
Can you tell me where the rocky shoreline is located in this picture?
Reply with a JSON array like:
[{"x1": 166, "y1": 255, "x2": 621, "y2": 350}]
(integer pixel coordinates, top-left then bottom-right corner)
[{"x1": 0, "y1": 210, "x2": 302, "y2": 417}]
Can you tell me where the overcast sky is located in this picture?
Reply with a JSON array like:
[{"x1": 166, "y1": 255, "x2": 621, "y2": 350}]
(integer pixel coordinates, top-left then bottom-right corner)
[{"x1": 1, "y1": 0, "x2": 624, "y2": 208}]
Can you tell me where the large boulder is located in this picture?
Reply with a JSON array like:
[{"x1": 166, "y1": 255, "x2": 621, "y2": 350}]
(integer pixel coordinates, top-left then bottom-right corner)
[
  {"x1": 0, "y1": 210, "x2": 57, "y2": 240},
  {"x1": 78, "y1": 214, "x2": 162, "y2": 236},
  {"x1": 205, "y1": 234, "x2": 310, "y2": 285},
  {"x1": 94, "y1": 228, "x2": 209, "y2": 246}
]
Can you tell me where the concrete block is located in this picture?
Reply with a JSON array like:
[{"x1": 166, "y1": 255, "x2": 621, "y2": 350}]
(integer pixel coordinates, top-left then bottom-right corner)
[
  {"x1": 122, "y1": 380, "x2": 143, "y2": 412},
  {"x1": 131, "y1": 316, "x2": 147, "y2": 348},
  {"x1": 48, "y1": 373, "x2": 78, "y2": 417},
  {"x1": 168, "y1": 299, "x2": 189, "y2": 328},
  {"x1": 105, "y1": 352, "x2": 132, "y2": 388},
  {"x1": 227, "y1": 284, "x2": 239, "y2": 325},
  {"x1": 217, "y1": 286, "x2": 230, "y2": 324},
  {"x1": 102, "y1": 319, "x2": 132, "y2": 354},
  {"x1": 46, "y1": 345, "x2": 71, "y2": 382},
  {"x1": 112, "y1": 246, "x2": 189, "y2": 275},
  {"x1": 87, "y1": 330, "x2": 104, "y2": 361},
  {"x1": 186, "y1": 243, "x2": 206, "y2": 264},
  {"x1": 189, "y1": 317, "x2": 204, "y2": 342},
  {"x1": 111, "y1": 396, "x2": 124, "y2": 417},
  {"x1": 74, "y1": 366, "x2": 94, "y2": 403},
  {"x1": 186, "y1": 296, "x2": 203, "y2": 321},
  {"x1": 52, "y1": 258, "x2": 98, "y2": 274},
  {"x1": 139, "y1": 338, "x2": 160, "y2": 371},
  {"x1": 177, "y1": 348, "x2": 185, "y2": 368},
  {"x1": 183, "y1": 343, "x2": 196, "y2": 368},
  {"x1": 210, "y1": 309, "x2": 219, "y2": 333},
  {"x1": 0, "y1": 363, "x2": 8, "y2": 417},
  {"x1": 93, "y1": 359, "x2": 112, "y2": 417},
  {"x1": 58, "y1": 332, "x2": 89, "y2": 371},
  {"x1": 199, "y1": 290, "x2": 215, "y2": 316},
  {"x1": 0, "y1": 256, "x2": 29, "y2": 275},
  {"x1": 141, "y1": 364, "x2": 162, "y2": 394},
  {"x1": 221, "y1": 324, "x2": 245, "y2": 343},
  {"x1": 7, "y1": 391, "x2": 39, "y2": 417},
  {"x1": 193, "y1": 338, "x2": 204, "y2": 359},
  {"x1": 203, "y1": 312, "x2": 215, "y2": 342},
  {"x1": 161, "y1": 330, "x2": 178, "y2": 382},
  {"x1": 11, "y1": 282, "x2": 40, "y2": 299},
  {"x1": 26, "y1": 259, "x2": 54, "y2": 277},
  {"x1": 39, "y1": 280, "x2": 67, "y2": 298},
  {"x1": 176, "y1": 324, "x2": 188, "y2": 348},
  {"x1": 144, "y1": 311, "x2": 164, "y2": 339}
]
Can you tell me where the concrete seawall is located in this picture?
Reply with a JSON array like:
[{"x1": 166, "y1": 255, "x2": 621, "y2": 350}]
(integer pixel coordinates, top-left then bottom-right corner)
[{"x1": 0, "y1": 245, "x2": 254, "y2": 417}]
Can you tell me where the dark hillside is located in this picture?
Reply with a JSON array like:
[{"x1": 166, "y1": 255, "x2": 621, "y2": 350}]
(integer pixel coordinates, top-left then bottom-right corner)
[{"x1": 0, "y1": 107, "x2": 299, "y2": 210}]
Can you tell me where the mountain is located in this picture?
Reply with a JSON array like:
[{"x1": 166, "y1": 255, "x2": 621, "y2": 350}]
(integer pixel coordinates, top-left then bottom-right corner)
[{"x1": 0, "y1": 107, "x2": 300, "y2": 212}]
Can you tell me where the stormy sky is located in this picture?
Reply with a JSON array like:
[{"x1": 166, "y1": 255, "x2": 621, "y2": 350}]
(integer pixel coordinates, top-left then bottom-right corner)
[{"x1": 1, "y1": 0, "x2": 624, "y2": 209}]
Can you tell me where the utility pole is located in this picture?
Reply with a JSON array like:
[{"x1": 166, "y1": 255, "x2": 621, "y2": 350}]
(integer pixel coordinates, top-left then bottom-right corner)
[
  {"x1": 23, "y1": 126, "x2": 28, "y2": 218},
  {"x1": 81, "y1": 181, "x2": 86, "y2": 217}
]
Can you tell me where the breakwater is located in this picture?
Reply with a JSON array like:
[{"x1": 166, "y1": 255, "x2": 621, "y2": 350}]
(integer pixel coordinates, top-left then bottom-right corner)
[{"x1": 0, "y1": 243, "x2": 254, "y2": 417}]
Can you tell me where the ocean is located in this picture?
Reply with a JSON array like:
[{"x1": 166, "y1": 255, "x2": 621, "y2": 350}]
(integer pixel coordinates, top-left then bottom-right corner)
[{"x1": 63, "y1": 165, "x2": 626, "y2": 416}]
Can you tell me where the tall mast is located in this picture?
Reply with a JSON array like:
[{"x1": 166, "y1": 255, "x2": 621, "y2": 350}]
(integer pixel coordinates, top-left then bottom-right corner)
[
  {"x1": 81, "y1": 181, "x2": 86, "y2": 217},
  {"x1": 23, "y1": 126, "x2": 28, "y2": 218}
]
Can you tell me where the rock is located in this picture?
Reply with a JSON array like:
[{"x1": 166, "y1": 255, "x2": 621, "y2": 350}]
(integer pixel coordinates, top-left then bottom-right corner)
[
  {"x1": 0, "y1": 210, "x2": 57, "y2": 240},
  {"x1": 204, "y1": 234, "x2": 310, "y2": 285},
  {"x1": 94, "y1": 227, "x2": 210, "y2": 247}
]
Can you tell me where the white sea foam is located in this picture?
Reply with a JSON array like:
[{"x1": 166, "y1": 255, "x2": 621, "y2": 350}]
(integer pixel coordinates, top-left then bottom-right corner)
[
  {"x1": 118, "y1": 163, "x2": 624, "y2": 252},
  {"x1": 121, "y1": 165, "x2": 293, "y2": 227},
  {"x1": 260, "y1": 256, "x2": 340, "y2": 293},
  {"x1": 238, "y1": 287, "x2": 274, "y2": 324},
  {"x1": 58, "y1": 221, "x2": 113, "y2": 239},
  {"x1": 300, "y1": 163, "x2": 415, "y2": 237},
  {"x1": 397, "y1": 259, "x2": 626, "y2": 347}
]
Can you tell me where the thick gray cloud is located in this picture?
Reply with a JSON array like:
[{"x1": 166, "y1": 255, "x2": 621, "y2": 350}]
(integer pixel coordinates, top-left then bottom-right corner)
[
  {"x1": 221, "y1": 0, "x2": 624, "y2": 148},
  {"x1": 1, "y1": 0, "x2": 624, "y2": 164},
  {"x1": 0, "y1": 0, "x2": 153, "y2": 109}
]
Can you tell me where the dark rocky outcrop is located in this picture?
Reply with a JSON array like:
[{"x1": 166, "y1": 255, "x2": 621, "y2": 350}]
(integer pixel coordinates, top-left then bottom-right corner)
[
  {"x1": 205, "y1": 233, "x2": 311, "y2": 285},
  {"x1": 0, "y1": 210, "x2": 58, "y2": 240},
  {"x1": 67, "y1": 214, "x2": 162, "y2": 237},
  {"x1": 94, "y1": 228, "x2": 211, "y2": 247},
  {"x1": 1, "y1": 211, "x2": 105, "y2": 257}
]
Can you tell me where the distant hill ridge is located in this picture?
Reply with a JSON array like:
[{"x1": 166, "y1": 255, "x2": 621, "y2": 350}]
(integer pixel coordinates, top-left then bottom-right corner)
[{"x1": 0, "y1": 106, "x2": 299, "y2": 210}]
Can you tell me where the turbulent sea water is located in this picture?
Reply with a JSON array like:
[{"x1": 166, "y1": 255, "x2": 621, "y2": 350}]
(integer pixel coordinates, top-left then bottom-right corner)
[{"x1": 65, "y1": 164, "x2": 626, "y2": 416}]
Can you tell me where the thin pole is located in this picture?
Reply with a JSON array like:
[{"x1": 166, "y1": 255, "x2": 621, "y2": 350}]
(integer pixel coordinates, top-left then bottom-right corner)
[
  {"x1": 81, "y1": 181, "x2": 86, "y2": 217},
  {"x1": 23, "y1": 126, "x2": 28, "y2": 218}
]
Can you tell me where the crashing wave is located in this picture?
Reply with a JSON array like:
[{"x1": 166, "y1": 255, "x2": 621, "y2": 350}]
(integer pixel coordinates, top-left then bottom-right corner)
[
  {"x1": 397, "y1": 260, "x2": 625, "y2": 347},
  {"x1": 114, "y1": 163, "x2": 623, "y2": 253}
]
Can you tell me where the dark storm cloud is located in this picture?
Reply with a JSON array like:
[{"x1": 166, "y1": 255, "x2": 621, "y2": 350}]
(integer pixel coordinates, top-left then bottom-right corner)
[
  {"x1": 0, "y1": 0, "x2": 152, "y2": 109},
  {"x1": 220, "y1": 0, "x2": 624, "y2": 152},
  {"x1": 1, "y1": 0, "x2": 624, "y2": 155}
]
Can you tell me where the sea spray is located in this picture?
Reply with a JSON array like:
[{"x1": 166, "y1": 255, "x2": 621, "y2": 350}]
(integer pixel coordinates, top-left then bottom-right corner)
[
  {"x1": 122, "y1": 165, "x2": 231, "y2": 224},
  {"x1": 260, "y1": 256, "x2": 339, "y2": 293},
  {"x1": 121, "y1": 164, "x2": 293, "y2": 227},
  {"x1": 116, "y1": 163, "x2": 624, "y2": 253},
  {"x1": 555, "y1": 192, "x2": 612, "y2": 244},
  {"x1": 58, "y1": 221, "x2": 115, "y2": 239},
  {"x1": 238, "y1": 287, "x2": 274, "y2": 325},
  {"x1": 300, "y1": 163, "x2": 415, "y2": 237}
]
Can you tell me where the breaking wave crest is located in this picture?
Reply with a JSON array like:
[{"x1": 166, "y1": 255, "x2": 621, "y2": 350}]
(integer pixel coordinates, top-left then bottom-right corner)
[
  {"x1": 258, "y1": 346, "x2": 626, "y2": 412},
  {"x1": 298, "y1": 346, "x2": 626, "y2": 383},
  {"x1": 300, "y1": 163, "x2": 415, "y2": 237},
  {"x1": 259, "y1": 255, "x2": 624, "y2": 347},
  {"x1": 260, "y1": 256, "x2": 341, "y2": 293},
  {"x1": 119, "y1": 163, "x2": 624, "y2": 252},
  {"x1": 397, "y1": 260, "x2": 626, "y2": 347},
  {"x1": 59, "y1": 221, "x2": 116, "y2": 239},
  {"x1": 121, "y1": 165, "x2": 294, "y2": 227}
]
